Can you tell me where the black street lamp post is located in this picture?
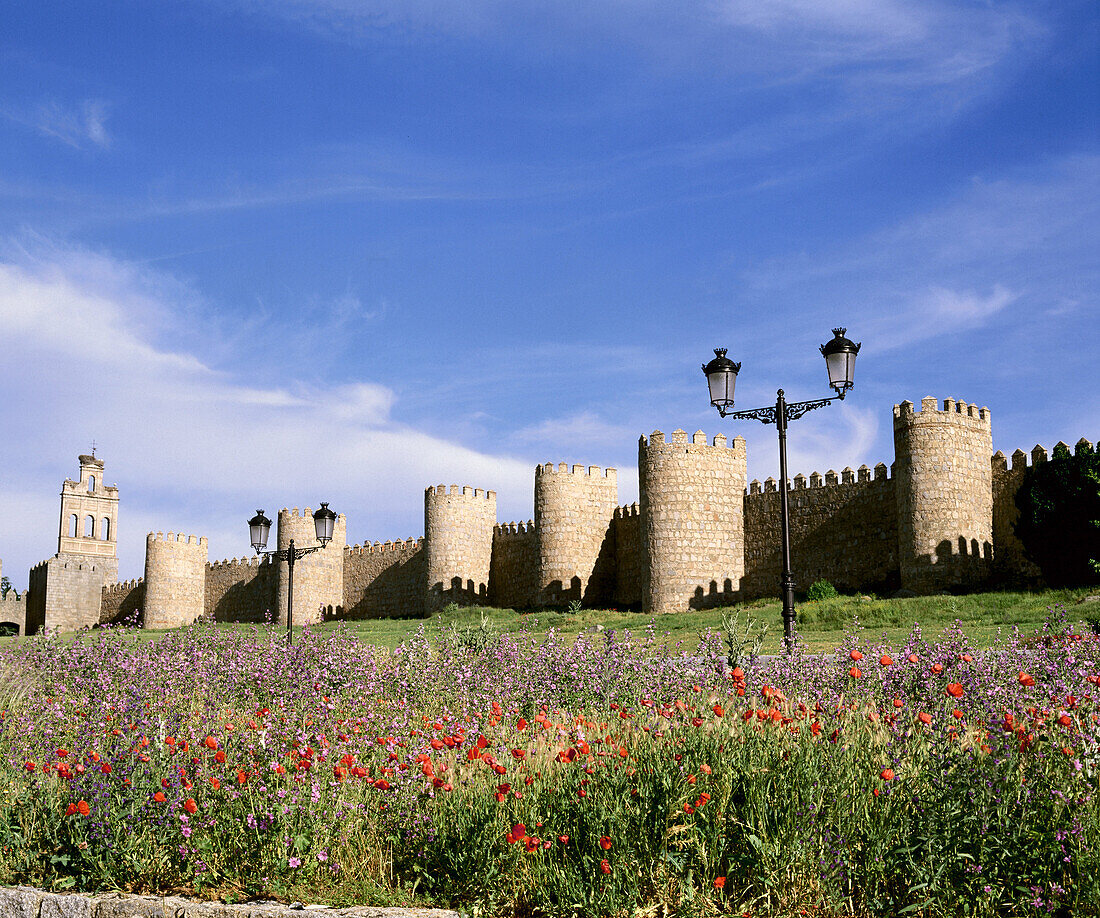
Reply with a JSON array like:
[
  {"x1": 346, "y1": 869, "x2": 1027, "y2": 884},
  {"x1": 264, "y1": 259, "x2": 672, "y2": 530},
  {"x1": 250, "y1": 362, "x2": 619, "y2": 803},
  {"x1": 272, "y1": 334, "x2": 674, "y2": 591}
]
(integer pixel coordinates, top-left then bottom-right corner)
[
  {"x1": 248, "y1": 503, "x2": 338, "y2": 644},
  {"x1": 703, "y1": 329, "x2": 860, "y2": 652}
]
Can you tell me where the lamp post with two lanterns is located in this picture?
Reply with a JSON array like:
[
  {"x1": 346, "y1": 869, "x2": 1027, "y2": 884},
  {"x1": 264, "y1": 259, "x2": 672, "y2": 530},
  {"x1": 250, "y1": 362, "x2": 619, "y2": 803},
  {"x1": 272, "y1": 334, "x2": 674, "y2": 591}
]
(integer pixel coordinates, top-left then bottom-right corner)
[
  {"x1": 248, "y1": 503, "x2": 338, "y2": 645},
  {"x1": 702, "y1": 328, "x2": 861, "y2": 652}
]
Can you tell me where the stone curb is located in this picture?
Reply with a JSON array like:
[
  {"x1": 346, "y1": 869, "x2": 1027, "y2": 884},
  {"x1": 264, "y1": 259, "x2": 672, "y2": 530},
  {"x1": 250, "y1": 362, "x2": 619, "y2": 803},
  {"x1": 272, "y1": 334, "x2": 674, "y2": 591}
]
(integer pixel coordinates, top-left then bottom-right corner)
[{"x1": 0, "y1": 888, "x2": 458, "y2": 918}]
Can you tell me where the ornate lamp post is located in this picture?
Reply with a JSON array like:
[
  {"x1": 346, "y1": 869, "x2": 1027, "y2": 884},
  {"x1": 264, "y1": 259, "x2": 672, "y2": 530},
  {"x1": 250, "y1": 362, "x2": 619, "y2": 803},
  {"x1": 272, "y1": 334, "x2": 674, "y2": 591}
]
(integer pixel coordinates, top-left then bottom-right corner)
[
  {"x1": 703, "y1": 328, "x2": 860, "y2": 652},
  {"x1": 248, "y1": 503, "x2": 337, "y2": 644}
]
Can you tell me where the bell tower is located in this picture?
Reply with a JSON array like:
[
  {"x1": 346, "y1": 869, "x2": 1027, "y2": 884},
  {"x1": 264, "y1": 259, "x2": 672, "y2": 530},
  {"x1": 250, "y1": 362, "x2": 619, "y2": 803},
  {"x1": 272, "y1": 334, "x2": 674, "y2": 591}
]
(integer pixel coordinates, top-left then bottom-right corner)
[{"x1": 57, "y1": 452, "x2": 119, "y2": 584}]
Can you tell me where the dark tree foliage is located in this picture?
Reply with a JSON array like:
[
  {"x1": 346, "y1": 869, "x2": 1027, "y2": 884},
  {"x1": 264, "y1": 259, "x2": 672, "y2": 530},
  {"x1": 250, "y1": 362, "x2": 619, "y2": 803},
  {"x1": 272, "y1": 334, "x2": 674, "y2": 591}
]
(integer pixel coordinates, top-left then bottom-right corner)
[{"x1": 1014, "y1": 441, "x2": 1100, "y2": 587}]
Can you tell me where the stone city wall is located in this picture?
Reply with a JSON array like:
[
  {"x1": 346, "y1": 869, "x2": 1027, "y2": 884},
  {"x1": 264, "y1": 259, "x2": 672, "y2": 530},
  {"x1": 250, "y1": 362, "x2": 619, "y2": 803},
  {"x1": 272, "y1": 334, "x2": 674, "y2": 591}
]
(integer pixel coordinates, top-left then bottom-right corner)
[
  {"x1": 534, "y1": 463, "x2": 618, "y2": 606},
  {"x1": 612, "y1": 503, "x2": 643, "y2": 608},
  {"x1": 424, "y1": 485, "x2": 496, "y2": 611},
  {"x1": 639, "y1": 430, "x2": 747, "y2": 615},
  {"x1": 894, "y1": 398, "x2": 993, "y2": 593},
  {"x1": 343, "y1": 539, "x2": 425, "y2": 619},
  {"x1": 991, "y1": 439, "x2": 1095, "y2": 587},
  {"x1": 489, "y1": 520, "x2": 538, "y2": 609},
  {"x1": 275, "y1": 508, "x2": 347, "y2": 627},
  {"x1": 143, "y1": 532, "x2": 208, "y2": 629},
  {"x1": 743, "y1": 463, "x2": 898, "y2": 599},
  {"x1": 205, "y1": 555, "x2": 277, "y2": 623},
  {"x1": 101, "y1": 578, "x2": 144, "y2": 625}
]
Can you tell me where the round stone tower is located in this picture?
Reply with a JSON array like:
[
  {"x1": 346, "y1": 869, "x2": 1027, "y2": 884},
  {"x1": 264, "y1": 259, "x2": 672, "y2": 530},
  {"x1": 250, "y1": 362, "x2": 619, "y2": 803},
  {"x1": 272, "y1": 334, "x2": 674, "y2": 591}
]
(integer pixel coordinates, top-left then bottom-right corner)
[
  {"x1": 424, "y1": 485, "x2": 497, "y2": 612},
  {"x1": 534, "y1": 463, "x2": 618, "y2": 606},
  {"x1": 639, "y1": 429, "x2": 747, "y2": 615},
  {"x1": 893, "y1": 397, "x2": 993, "y2": 593},
  {"x1": 143, "y1": 532, "x2": 208, "y2": 630},
  {"x1": 275, "y1": 507, "x2": 347, "y2": 627}
]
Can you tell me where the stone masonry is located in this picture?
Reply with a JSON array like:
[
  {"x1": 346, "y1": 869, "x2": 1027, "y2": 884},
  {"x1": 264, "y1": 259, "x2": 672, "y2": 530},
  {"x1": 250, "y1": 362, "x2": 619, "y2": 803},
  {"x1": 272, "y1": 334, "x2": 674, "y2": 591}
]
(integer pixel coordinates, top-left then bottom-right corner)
[
  {"x1": 275, "y1": 508, "x2": 347, "y2": 627},
  {"x1": 534, "y1": 463, "x2": 618, "y2": 606},
  {"x1": 424, "y1": 485, "x2": 496, "y2": 612},
  {"x1": 894, "y1": 398, "x2": 993, "y2": 593},
  {"x1": 639, "y1": 430, "x2": 748, "y2": 615},
  {"x1": 12, "y1": 399, "x2": 1093, "y2": 632},
  {"x1": 143, "y1": 532, "x2": 209, "y2": 629}
]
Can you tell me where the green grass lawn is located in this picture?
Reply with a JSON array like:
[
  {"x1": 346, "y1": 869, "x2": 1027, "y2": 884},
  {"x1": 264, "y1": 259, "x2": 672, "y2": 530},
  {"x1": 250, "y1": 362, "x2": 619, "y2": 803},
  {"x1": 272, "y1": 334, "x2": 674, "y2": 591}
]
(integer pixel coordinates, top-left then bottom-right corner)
[{"x1": 8, "y1": 586, "x2": 1098, "y2": 653}]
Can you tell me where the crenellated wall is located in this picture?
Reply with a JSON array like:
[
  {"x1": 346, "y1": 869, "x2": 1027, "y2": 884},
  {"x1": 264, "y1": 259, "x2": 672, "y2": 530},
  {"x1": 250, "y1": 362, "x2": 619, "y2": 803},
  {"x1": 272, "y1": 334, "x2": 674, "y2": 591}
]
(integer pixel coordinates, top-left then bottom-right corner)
[
  {"x1": 894, "y1": 398, "x2": 993, "y2": 593},
  {"x1": 276, "y1": 507, "x2": 347, "y2": 627},
  {"x1": 534, "y1": 463, "x2": 618, "y2": 606},
  {"x1": 612, "y1": 503, "x2": 643, "y2": 608},
  {"x1": 490, "y1": 520, "x2": 538, "y2": 609},
  {"x1": 424, "y1": 485, "x2": 496, "y2": 612},
  {"x1": 344, "y1": 538, "x2": 425, "y2": 618},
  {"x1": 743, "y1": 462, "x2": 898, "y2": 598},
  {"x1": 101, "y1": 577, "x2": 144, "y2": 625},
  {"x1": 639, "y1": 430, "x2": 748, "y2": 615},
  {"x1": 23, "y1": 396, "x2": 1093, "y2": 633},
  {"x1": 206, "y1": 555, "x2": 276, "y2": 623},
  {"x1": 144, "y1": 532, "x2": 208, "y2": 629}
]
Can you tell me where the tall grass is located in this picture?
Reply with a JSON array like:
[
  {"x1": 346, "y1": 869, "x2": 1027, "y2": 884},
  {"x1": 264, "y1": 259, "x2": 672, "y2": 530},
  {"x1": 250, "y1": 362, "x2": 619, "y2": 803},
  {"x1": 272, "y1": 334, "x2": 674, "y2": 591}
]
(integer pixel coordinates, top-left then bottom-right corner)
[{"x1": 0, "y1": 609, "x2": 1097, "y2": 915}]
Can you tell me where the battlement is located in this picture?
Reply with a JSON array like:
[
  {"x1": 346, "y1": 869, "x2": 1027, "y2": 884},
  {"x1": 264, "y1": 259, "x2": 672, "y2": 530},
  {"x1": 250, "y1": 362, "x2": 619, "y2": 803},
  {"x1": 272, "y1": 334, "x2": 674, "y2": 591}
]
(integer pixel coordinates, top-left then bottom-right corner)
[
  {"x1": 493, "y1": 520, "x2": 536, "y2": 537},
  {"x1": 345, "y1": 538, "x2": 422, "y2": 555},
  {"x1": 535, "y1": 463, "x2": 617, "y2": 482},
  {"x1": 613, "y1": 503, "x2": 639, "y2": 520},
  {"x1": 893, "y1": 397, "x2": 991, "y2": 428},
  {"x1": 147, "y1": 531, "x2": 207, "y2": 547},
  {"x1": 993, "y1": 437, "x2": 1095, "y2": 471},
  {"x1": 104, "y1": 577, "x2": 143, "y2": 595},
  {"x1": 748, "y1": 461, "x2": 892, "y2": 495},
  {"x1": 639, "y1": 429, "x2": 745, "y2": 451},
  {"x1": 424, "y1": 484, "x2": 497, "y2": 500},
  {"x1": 209, "y1": 554, "x2": 271, "y2": 569},
  {"x1": 282, "y1": 507, "x2": 349, "y2": 522}
]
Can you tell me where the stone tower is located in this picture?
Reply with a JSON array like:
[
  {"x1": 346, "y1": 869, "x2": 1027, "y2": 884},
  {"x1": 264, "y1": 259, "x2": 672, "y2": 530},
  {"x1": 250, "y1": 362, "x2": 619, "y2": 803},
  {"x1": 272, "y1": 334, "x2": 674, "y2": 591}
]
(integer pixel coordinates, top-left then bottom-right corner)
[
  {"x1": 275, "y1": 507, "x2": 347, "y2": 627},
  {"x1": 639, "y1": 429, "x2": 747, "y2": 614},
  {"x1": 534, "y1": 463, "x2": 618, "y2": 606},
  {"x1": 58, "y1": 453, "x2": 119, "y2": 584},
  {"x1": 893, "y1": 397, "x2": 993, "y2": 593},
  {"x1": 424, "y1": 485, "x2": 497, "y2": 612},
  {"x1": 143, "y1": 532, "x2": 208, "y2": 629}
]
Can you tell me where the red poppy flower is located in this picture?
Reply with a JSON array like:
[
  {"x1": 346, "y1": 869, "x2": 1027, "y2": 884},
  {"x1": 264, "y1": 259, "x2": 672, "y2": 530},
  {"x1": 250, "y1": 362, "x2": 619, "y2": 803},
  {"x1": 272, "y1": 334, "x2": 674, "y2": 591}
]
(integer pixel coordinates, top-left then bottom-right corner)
[
  {"x1": 214, "y1": 750, "x2": 226, "y2": 764},
  {"x1": 714, "y1": 876, "x2": 726, "y2": 890},
  {"x1": 599, "y1": 859, "x2": 611, "y2": 875},
  {"x1": 373, "y1": 779, "x2": 390, "y2": 790},
  {"x1": 512, "y1": 749, "x2": 526, "y2": 759},
  {"x1": 849, "y1": 667, "x2": 862, "y2": 679},
  {"x1": 880, "y1": 655, "x2": 894, "y2": 666},
  {"x1": 578, "y1": 787, "x2": 587, "y2": 798},
  {"x1": 516, "y1": 718, "x2": 527, "y2": 731},
  {"x1": 558, "y1": 834, "x2": 569, "y2": 845},
  {"x1": 1019, "y1": 672, "x2": 1036, "y2": 687},
  {"x1": 931, "y1": 663, "x2": 944, "y2": 674},
  {"x1": 918, "y1": 712, "x2": 932, "y2": 725},
  {"x1": 849, "y1": 649, "x2": 863, "y2": 661},
  {"x1": 946, "y1": 683, "x2": 965, "y2": 698},
  {"x1": 880, "y1": 768, "x2": 895, "y2": 781},
  {"x1": 183, "y1": 798, "x2": 197, "y2": 814},
  {"x1": 153, "y1": 791, "x2": 167, "y2": 803},
  {"x1": 237, "y1": 770, "x2": 248, "y2": 784},
  {"x1": 893, "y1": 698, "x2": 904, "y2": 708},
  {"x1": 908, "y1": 653, "x2": 919, "y2": 663},
  {"x1": 64, "y1": 803, "x2": 78, "y2": 816},
  {"x1": 961, "y1": 653, "x2": 973, "y2": 662},
  {"x1": 1058, "y1": 713, "x2": 1073, "y2": 727},
  {"x1": 512, "y1": 823, "x2": 527, "y2": 840},
  {"x1": 712, "y1": 704, "x2": 724, "y2": 717},
  {"x1": 599, "y1": 835, "x2": 612, "y2": 850},
  {"x1": 23, "y1": 761, "x2": 34, "y2": 772},
  {"x1": 204, "y1": 736, "x2": 218, "y2": 750}
]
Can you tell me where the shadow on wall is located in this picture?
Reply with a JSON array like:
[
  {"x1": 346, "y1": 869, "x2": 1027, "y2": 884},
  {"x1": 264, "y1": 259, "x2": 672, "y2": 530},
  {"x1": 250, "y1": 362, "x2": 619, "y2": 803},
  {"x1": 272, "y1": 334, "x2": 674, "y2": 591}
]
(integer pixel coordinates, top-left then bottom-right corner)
[
  {"x1": 584, "y1": 521, "x2": 617, "y2": 607},
  {"x1": 212, "y1": 574, "x2": 275, "y2": 623},
  {"x1": 102, "y1": 583, "x2": 144, "y2": 626},
  {"x1": 690, "y1": 579, "x2": 740, "y2": 611},
  {"x1": 906, "y1": 538, "x2": 994, "y2": 593}
]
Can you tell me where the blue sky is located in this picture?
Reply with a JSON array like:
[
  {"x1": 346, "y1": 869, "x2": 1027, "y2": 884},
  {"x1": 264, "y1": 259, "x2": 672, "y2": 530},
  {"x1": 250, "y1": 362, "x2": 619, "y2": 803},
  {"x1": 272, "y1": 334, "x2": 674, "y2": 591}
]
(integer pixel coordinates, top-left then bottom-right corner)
[{"x1": 0, "y1": 0, "x2": 1097, "y2": 586}]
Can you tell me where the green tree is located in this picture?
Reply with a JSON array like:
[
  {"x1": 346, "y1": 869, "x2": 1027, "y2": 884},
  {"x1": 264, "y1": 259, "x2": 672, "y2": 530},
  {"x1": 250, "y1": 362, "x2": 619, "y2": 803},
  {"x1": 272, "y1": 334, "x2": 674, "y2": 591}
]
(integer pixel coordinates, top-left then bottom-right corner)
[
  {"x1": 0, "y1": 576, "x2": 10, "y2": 598},
  {"x1": 1014, "y1": 441, "x2": 1100, "y2": 587}
]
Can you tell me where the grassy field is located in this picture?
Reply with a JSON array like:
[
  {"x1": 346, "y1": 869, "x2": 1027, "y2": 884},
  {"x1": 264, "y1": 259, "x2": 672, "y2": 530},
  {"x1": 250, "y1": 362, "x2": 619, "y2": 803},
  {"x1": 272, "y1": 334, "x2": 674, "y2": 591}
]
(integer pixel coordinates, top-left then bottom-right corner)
[
  {"x1": 6, "y1": 586, "x2": 1097, "y2": 652},
  {"x1": 38, "y1": 585, "x2": 1089, "y2": 653}
]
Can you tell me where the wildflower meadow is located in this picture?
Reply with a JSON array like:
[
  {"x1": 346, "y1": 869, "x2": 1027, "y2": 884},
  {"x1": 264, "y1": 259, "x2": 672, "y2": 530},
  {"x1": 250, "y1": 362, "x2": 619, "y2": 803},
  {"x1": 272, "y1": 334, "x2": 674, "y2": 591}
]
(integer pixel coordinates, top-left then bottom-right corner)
[{"x1": 0, "y1": 608, "x2": 1097, "y2": 917}]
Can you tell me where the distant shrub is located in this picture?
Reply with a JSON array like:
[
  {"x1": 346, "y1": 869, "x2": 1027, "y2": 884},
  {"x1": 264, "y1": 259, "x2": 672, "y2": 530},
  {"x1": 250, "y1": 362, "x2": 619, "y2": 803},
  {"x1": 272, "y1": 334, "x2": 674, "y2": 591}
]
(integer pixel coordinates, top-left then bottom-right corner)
[{"x1": 806, "y1": 579, "x2": 838, "y2": 602}]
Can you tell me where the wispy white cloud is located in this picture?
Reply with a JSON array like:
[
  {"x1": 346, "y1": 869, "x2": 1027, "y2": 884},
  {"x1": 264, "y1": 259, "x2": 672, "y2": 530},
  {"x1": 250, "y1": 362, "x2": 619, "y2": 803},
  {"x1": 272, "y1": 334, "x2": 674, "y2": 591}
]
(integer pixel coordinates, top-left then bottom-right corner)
[
  {"x1": 0, "y1": 238, "x2": 535, "y2": 584},
  {"x1": 3, "y1": 99, "x2": 113, "y2": 150}
]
